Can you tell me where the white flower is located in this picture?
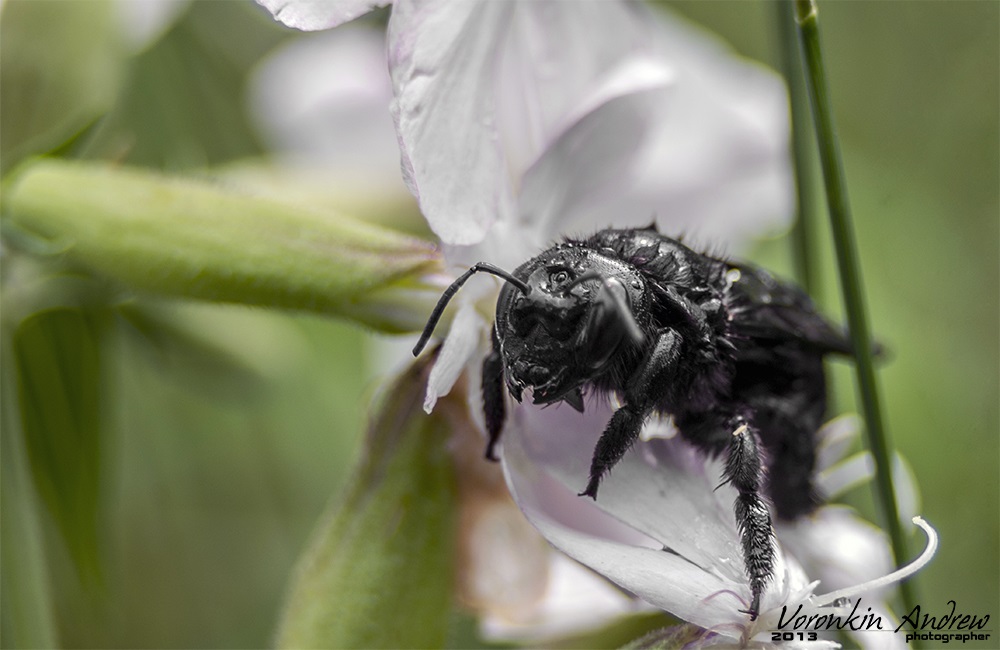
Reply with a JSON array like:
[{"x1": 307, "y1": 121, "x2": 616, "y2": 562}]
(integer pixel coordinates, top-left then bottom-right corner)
[{"x1": 502, "y1": 402, "x2": 937, "y2": 648}]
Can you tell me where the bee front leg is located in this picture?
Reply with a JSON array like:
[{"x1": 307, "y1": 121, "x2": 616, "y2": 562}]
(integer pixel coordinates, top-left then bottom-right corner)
[
  {"x1": 580, "y1": 330, "x2": 680, "y2": 499},
  {"x1": 579, "y1": 405, "x2": 647, "y2": 499},
  {"x1": 482, "y1": 326, "x2": 506, "y2": 461}
]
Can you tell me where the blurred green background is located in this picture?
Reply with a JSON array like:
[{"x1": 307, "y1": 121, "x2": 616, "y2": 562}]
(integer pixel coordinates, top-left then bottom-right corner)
[{"x1": 1, "y1": 1, "x2": 996, "y2": 648}]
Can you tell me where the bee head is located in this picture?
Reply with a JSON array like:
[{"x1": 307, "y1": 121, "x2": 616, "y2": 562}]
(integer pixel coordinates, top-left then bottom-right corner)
[
  {"x1": 497, "y1": 246, "x2": 648, "y2": 407},
  {"x1": 411, "y1": 246, "x2": 648, "y2": 412}
]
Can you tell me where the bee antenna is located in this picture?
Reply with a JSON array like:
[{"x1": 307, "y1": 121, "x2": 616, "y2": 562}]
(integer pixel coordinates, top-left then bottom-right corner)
[{"x1": 412, "y1": 262, "x2": 529, "y2": 357}]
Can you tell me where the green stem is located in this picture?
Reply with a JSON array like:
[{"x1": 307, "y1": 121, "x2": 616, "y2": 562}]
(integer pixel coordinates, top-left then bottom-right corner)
[
  {"x1": 773, "y1": 0, "x2": 819, "y2": 297},
  {"x1": 792, "y1": 0, "x2": 917, "y2": 610}
]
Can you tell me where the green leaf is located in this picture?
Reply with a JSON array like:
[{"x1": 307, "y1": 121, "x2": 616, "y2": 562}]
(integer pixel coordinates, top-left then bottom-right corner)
[
  {"x1": 4, "y1": 159, "x2": 442, "y2": 332},
  {"x1": 1, "y1": 341, "x2": 59, "y2": 648},
  {"x1": 0, "y1": 0, "x2": 125, "y2": 174},
  {"x1": 80, "y1": 1, "x2": 285, "y2": 170},
  {"x1": 114, "y1": 301, "x2": 268, "y2": 403},
  {"x1": 12, "y1": 307, "x2": 105, "y2": 584},
  {"x1": 277, "y1": 356, "x2": 457, "y2": 649}
]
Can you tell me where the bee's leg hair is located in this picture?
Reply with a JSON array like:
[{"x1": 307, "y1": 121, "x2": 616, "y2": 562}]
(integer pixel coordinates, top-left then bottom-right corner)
[
  {"x1": 724, "y1": 417, "x2": 775, "y2": 622},
  {"x1": 580, "y1": 330, "x2": 680, "y2": 499}
]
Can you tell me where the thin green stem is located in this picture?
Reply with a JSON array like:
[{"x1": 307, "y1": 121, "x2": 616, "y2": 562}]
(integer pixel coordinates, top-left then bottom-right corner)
[
  {"x1": 792, "y1": 0, "x2": 917, "y2": 612},
  {"x1": 773, "y1": 0, "x2": 819, "y2": 297}
]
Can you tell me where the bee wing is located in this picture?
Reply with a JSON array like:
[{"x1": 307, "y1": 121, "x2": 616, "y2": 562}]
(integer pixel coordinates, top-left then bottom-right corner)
[{"x1": 724, "y1": 264, "x2": 854, "y2": 356}]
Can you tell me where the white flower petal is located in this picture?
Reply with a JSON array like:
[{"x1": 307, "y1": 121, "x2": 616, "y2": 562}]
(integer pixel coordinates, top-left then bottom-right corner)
[
  {"x1": 256, "y1": 0, "x2": 390, "y2": 31},
  {"x1": 817, "y1": 450, "x2": 921, "y2": 526},
  {"x1": 544, "y1": 533, "x2": 741, "y2": 637},
  {"x1": 501, "y1": 402, "x2": 824, "y2": 636},
  {"x1": 387, "y1": 1, "x2": 684, "y2": 247},
  {"x1": 480, "y1": 552, "x2": 651, "y2": 643},
  {"x1": 814, "y1": 414, "x2": 862, "y2": 472},
  {"x1": 440, "y1": 216, "x2": 549, "y2": 275},
  {"x1": 776, "y1": 506, "x2": 893, "y2": 598},
  {"x1": 388, "y1": 0, "x2": 515, "y2": 245},
  {"x1": 511, "y1": 402, "x2": 744, "y2": 580},
  {"x1": 631, "y1": 9, "x2": 793, "y2": 250},
  {"x1": 505, "y1": 497, "x2": 742, "y2": 636},
  {"x1": 517, "y1": 3, "x2": 791, "y2": 253},
  {"x1": 423, "y1": 298, "x2": 483, "y2": 412},
  {"x1": 496, "y1": 1, "x2": 657, "y2": 173},
  {"x1": 817, "y1": 451, "x2": 874, "y2": 500},
  {"x1": 518, "y1": 63, "x2": 675, "y2": 237}
]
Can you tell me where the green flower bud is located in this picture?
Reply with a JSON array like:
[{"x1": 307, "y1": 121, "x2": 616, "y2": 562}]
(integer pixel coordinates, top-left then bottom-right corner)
[
  {"x1": 277, "y1": 354, "x2": 456, "y2": 649},
  {"x1": 4, "y1": 159, "x2": 442, "y2": 332}
]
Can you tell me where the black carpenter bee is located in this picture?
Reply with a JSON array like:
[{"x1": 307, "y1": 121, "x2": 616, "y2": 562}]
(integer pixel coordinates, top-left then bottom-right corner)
[{"x1": 412, "y1": 226, "x2": 856, "y2": 620}]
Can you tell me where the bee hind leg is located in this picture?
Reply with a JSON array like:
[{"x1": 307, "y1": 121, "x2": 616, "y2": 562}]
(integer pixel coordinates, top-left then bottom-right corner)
[{"x1": 724, "y1": 417, "x2": 775, "y2": 621}]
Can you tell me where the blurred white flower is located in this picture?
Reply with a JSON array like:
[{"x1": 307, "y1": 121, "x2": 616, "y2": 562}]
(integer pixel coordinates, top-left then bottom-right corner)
[
  {"x1": 115, "y1": 0, "x2": 189, "y2": 52},
  {"x1": 249, "y1": 25, "x2": 408, "y2": 193},
  {"x1": 813, "y1": 415, "x2": 922, "y2": 527},
  {"x1": 478, "y1": 551, "x2": 655, "y2": 642}
]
